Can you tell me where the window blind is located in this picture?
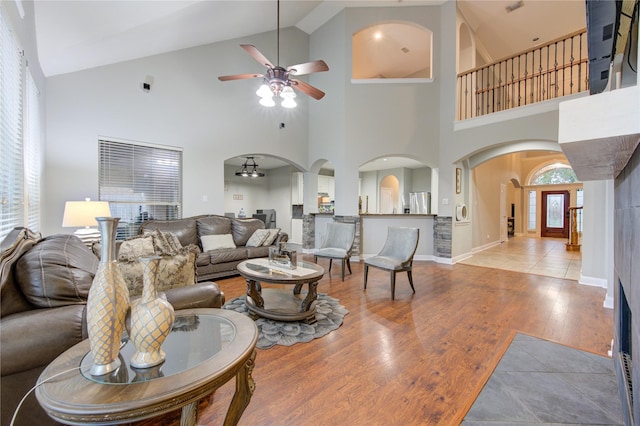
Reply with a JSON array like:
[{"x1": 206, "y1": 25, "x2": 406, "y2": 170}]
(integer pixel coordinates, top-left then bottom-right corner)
[
  {"x1": 98, "y1": 139, "x2": 182, "y2": 239},
  {"x1": 25, "y1": 69, "x2": 41, "y2": 231},
  {"x1": 0, "y1": 11, "x2": 25, "y2": 240}
]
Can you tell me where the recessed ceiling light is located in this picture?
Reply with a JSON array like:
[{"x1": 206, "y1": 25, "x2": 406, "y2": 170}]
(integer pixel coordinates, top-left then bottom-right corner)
[
  {"x1": 401, "y1": 47, "x2": 410, "y2": 53},
  {"x1": 532, "y1": 37, "x2": 539, "y2": 42},
  {"x1": 374, "y1": 32, "x2": 382, "y2": 40}
]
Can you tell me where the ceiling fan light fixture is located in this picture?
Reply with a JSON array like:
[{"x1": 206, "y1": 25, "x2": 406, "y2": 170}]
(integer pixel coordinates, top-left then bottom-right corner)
[
  {"x1": 281, "y1": 97, "x2": 297, "y2": 108},
  {"x1": 256, "y1": 83, "x2": 273, "y2": 98},
  {"x1": 280, "y1": 85, "x2": 296, "y2": 99},
  {"x1": 259, "y1": 96, "x2": 276, "y2": 107}
]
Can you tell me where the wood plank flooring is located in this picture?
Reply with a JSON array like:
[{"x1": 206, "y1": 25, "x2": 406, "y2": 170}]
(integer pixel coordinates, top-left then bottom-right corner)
[{"x1": 139, "y1": 257, "x2": 613, "y2": 426}]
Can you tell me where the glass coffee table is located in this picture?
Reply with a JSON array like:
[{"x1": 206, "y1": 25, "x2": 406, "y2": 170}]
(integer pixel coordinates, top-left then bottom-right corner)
[
  {"x1": 36, "y1": 308, "x2": 257, "y2": 426},
  {"x1": 237, "y1": 258, "x2": 325, "y2": 324}
]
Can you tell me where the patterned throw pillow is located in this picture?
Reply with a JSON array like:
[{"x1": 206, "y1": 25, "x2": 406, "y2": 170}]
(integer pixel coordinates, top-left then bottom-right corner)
[
  {"x1": 262, "y1": 228, "x2": 280, "y2": 246},
  {"x1": 246, "y1": 229, "x2": 270, "y2": 247},
  {"x1": 151, "y1": 229, "x2": 183, "y2": 255},
  {"x1": 118, "y1": 235, "x2": 155, "y2": 262},
  {"x1": 201, "y1": 234, "x2": 236, "y2": 251}
]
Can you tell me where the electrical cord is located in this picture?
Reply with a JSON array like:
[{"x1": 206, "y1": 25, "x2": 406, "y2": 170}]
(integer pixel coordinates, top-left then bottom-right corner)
[{"x1": 10, "y1": 364, "x2": 92, "y2": 426}]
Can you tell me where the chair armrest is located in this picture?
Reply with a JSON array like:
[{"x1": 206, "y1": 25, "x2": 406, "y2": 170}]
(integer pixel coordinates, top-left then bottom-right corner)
[
  {"x1": 1, "y1": 305, "x2": 87, "y2": 375},
  {"x1": 161, "y1": 282, "x2": 225, "y2": 309}
]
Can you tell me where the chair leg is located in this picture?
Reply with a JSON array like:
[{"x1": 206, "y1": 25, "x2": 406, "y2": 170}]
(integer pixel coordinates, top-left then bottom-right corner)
[
  {"x1": 346, "y1": 258, "x2": 352, "y2": 275},
  {"x1": 314, "y1": 255, "x2": 318, "y2": 263},
  {"x1": 328, "y1": 259, "x2": 333, "y2": 273},
  {"x1": 390, "y1": 271, "x2": 396, "y2": 300},
  {"x1": 407, "y1": 269, "x2": 415, "y2": 293},
  {"x1": 364, "y1": 264, "x2": 369, "y2": 289},
  {"x1": 341, "y1": 259, "x2": 346, "y2": 281}
]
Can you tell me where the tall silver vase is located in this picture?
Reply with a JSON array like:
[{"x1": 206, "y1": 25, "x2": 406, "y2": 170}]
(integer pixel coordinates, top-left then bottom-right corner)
[
  {"x1": 86, "y1": 217, "x2": 130, "y2": 376},
  {"x1": 130, "y1": 256, "x2": 175, "y2": 368}
]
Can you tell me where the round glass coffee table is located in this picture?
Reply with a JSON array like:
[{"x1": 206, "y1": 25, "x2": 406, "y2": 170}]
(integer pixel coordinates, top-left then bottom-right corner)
[
  {"x1": 237, "y1": 258, "x2": 324, "y2": 324},
  {"x1": 36, "y1": 308, "x2": 257, "y2": 426}
]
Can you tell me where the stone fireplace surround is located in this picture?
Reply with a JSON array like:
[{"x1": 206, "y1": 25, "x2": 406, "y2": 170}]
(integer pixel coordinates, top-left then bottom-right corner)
[{"x1": 614, "y1": 142, "x2": 640, "y2": 425}]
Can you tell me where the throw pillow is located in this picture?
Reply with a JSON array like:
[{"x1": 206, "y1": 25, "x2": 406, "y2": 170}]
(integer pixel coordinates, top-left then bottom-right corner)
[
  {"x1": 262, "y1": 228, "x2": 280, "y2": 246},
  {"x1": 201, "y1": 234, "x2": 236, "y2": 251},
  {"x1": 118, "y1": 235, "x2": 155, "y2": 262},
  {"x1": 151, "y1": 229, "x2": 183, "y2": 255},
  {"x1": 246, "y1": 229, "x2": 270, "y2": 247}
]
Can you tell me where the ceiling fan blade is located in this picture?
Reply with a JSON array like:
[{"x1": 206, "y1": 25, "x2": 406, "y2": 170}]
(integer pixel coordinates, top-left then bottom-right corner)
[
  {"x1": 218, "y1": 73, "x2": 264, "y2": 81},
  {"x1": 241, "y1": 44, "x2": 274, "y2": 68},
  {"x1": 287, "y1": 60, "x2": 329, "y2": 76},
  {"x1": 290, "y1": 79, "x2": 325, "y2": 100}
]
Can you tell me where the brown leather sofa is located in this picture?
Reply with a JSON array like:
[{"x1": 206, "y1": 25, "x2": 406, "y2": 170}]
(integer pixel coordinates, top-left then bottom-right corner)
[
  {"x1": 0, "y1": 228, "x2": 225, "y2": 426},
  {"x1": 139, "y1": 214, "x2": 288, "y2": 281}
]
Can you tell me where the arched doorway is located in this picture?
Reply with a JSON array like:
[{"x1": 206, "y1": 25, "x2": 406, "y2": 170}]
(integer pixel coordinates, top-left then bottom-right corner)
[{"x1": 379, "y1": 175, "x2": 399, "y2": 213}]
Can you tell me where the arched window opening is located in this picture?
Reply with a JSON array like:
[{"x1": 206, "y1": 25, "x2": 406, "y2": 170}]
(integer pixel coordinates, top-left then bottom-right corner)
[
  {"x1": 529, "y1": 163, "x2": 578, "y2": 186},
  {"x1": 352, "y1": 22, "x2": 432, "y2": 80}
]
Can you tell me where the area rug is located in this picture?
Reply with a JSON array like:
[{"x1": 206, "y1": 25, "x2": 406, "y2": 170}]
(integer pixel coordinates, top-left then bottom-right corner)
[{"x1": 223, "y1": 293, "x2": 348, "y2": 349}]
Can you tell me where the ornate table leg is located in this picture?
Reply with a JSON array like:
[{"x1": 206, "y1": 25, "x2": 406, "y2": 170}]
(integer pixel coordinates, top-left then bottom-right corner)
[
  {"x1": 293, "y1": 283, "x2": 302, "y2": 295},
  {"x1": 246, "y1": 279, "x2": 263, "y2": 307},
  {"x1": 300, "y1": 281, "x2": 318, "y2": 324},
  {"x1": 180, "y1": 401, "x2": 197, "y2": 426},
  {"x1": 224, "y1": 349, "x2": 256, "y2": 426}
]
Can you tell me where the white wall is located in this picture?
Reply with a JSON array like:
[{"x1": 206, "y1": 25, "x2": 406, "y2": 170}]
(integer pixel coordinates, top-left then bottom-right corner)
[{"x1": 44, "y1": 27, "x2": 310, "y2": 235}]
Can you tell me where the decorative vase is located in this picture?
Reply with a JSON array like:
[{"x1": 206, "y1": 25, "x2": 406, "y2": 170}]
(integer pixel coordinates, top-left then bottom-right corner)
[
  {"x1": 129, "y1": 255, "x2": 175, "y2": 368},
  {"x1": 86, "y1": 217, "x2": 130, "y2": 376}
]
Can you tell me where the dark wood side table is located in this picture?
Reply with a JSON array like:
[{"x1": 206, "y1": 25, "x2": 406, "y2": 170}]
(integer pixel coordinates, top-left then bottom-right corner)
[
  {"x1": 36, "y1": 308, "x2": 258, "y2": 426},
  {"x1": 237, "y1": 258, "x2": 325, "y2": 324}
]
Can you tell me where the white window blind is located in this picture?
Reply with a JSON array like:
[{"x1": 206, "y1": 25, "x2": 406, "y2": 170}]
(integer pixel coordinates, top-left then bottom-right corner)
[
  {"x1": 25, "y1": 69, "x2": 41, "y2": 231},
  {"x1": 0, "y1": 11, "x2": 25, "y2": 241},
  {"x1": 98, "y1": 139, "x2": 182, "y2": 239}
]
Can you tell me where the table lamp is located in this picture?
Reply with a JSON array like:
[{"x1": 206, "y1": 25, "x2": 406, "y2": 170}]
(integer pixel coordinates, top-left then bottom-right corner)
[{"x1": 62, "y1": 198, "x2": 112, "y2": 246}]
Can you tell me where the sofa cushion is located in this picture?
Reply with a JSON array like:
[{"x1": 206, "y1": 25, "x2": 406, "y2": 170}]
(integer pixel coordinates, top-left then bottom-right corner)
[
  {"x1": 262, "y1": 228, "x2": 281, "y2": 246},
  {"x1": 197, "y1": 216, "x2": 232, "y2": 237},
  {"x1": 1, "y1": 228, "x2": 42, "y2": 317},
  {"x1": 15, "y1": 234, "x2": 98, "y2": 308},
  {"x1": 246, "y1": 229, "x2": 270, "y2": 247},
  {"x1": 201, "y1": 234, "x2": 236, "y2": 251},
  {"x1": 209, "y1": 247, "x2": 247, "y2": 264},
  {"x1": 231, "y1": 218, "x2": 265, "y2": 247},
  {"x1": 246, "y1": 245, "x2": 271, "y2": 258}
]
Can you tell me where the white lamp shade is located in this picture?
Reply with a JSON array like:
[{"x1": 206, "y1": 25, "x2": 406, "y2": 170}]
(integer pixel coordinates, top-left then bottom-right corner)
[{"x1": 62, "y1": 200, "x2": 112, "y2": 228}]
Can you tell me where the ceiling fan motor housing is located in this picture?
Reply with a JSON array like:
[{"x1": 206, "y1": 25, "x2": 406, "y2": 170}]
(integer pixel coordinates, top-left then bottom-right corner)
[{"x1": 266, "y1": 67, "x2": 289, "y2": 96}]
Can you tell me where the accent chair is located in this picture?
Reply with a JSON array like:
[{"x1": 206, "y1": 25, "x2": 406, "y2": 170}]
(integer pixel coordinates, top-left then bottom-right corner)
[
  {"x1": 363, "y1": 226, "x2": 419, "y2": 300},
  {"x1": 314, "y1": 222, "x2": 356, "y2": 281}
]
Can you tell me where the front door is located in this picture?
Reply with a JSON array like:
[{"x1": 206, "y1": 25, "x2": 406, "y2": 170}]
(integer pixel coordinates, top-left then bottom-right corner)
[{"x1": 541, "y1": 190, "x2": 569, "y2": 238}]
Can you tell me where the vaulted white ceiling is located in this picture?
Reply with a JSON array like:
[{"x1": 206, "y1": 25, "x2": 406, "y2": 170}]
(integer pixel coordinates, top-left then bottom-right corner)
[{"x1": 34, "y1": 0, "x2": 585, "y2": 77}]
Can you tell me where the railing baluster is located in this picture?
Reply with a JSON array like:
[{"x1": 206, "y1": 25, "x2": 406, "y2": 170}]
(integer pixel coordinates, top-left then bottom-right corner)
[{"x1": 455, "y1": 28, "x2": 589, "y2": 120}]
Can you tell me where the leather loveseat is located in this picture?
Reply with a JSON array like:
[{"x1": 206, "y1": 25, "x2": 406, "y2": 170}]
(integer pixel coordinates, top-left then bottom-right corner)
[
  {"x1": 139, "y1": 214, "x2": 288, "y2": 281},
  {"x1": 0, "y1": 227, "x2": 225, "y2": 426}
]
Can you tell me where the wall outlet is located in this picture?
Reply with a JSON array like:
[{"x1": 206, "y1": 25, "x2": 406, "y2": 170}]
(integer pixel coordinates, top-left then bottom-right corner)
[
  {"x1": 202, "y1": 195, "x2": 208, "y2": 202},
  {"x1": 442, "y1": 198, "x2": 449, "y2": 205}
]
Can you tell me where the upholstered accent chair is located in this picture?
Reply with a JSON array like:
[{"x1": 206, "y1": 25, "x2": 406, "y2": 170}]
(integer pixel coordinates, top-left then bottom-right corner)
[
  {"x1": 363, "y1": 226, "x2": 419, "y2": 300},
  {"x1": 314, "y1": 222, "x2": 356, "y2": 281}
]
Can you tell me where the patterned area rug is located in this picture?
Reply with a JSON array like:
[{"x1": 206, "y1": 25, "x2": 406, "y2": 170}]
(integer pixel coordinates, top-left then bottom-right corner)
[{"x1": 223, "y1": 293, "x2": 348, "y2": 349}]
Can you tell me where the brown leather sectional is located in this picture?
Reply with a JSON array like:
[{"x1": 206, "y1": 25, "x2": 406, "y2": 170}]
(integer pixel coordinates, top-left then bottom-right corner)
[{"x1": 138, "y1": 214, "x2": 288, "y2": 281}]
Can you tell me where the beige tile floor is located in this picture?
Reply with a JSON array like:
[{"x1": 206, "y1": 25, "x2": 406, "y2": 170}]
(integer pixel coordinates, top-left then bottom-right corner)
[{"x1": 458, "y1": 236, "x2": 582, "y2": 280}]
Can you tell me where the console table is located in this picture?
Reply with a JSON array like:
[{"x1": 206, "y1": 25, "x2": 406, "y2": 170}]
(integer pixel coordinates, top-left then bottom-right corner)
[{"x1": 36, "y1": 308, "x2": 257, "y2": 426}]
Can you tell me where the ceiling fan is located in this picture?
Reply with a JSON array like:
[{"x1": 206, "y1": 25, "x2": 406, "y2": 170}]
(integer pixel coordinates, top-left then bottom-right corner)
[{"x1": 217, "y1": 0, "x2": 329, "y2": 108}]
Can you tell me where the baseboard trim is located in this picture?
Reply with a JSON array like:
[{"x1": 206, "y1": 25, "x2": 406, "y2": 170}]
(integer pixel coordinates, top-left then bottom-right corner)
[
  {"x1": 579, "y1": 274, "x2": 607, "y2": 288},
  {"x1": 603, "y1": 295, "x2": 614, "y2": 309}
]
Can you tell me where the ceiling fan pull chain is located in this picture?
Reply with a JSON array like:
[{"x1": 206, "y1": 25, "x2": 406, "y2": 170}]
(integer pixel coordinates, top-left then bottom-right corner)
[{"x1": 277, "y1": 0, "x2": 280, "y2": 66}]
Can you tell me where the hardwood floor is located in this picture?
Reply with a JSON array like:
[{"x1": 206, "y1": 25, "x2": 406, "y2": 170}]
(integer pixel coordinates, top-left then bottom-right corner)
[{"x1": 144, "y1": 257, "x2": 613, "y2": 425}]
